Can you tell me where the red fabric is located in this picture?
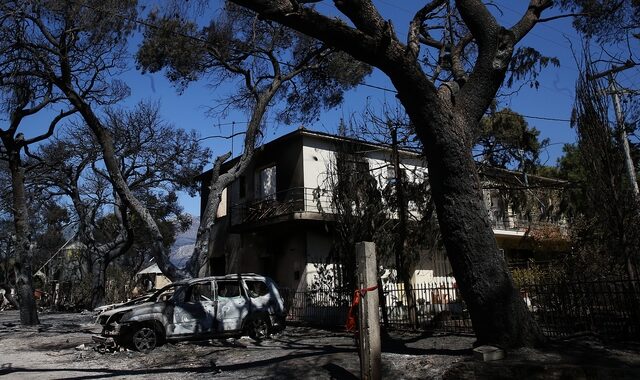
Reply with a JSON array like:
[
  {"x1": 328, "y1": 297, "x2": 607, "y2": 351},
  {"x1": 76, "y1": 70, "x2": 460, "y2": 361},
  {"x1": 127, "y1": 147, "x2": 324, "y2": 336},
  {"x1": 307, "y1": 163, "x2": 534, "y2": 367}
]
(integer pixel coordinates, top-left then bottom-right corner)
[{"x1": 345, "y1": 285, "x2": 378, "y2": 332}]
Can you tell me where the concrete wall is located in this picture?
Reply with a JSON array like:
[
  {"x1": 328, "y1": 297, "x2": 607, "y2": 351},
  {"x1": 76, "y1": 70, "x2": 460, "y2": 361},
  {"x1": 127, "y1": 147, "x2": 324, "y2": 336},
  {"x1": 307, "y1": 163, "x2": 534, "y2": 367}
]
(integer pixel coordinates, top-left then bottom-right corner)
[
  {"x1": 274, "y1": 232, "x2": 306, "y2": 290},
  {"x1": 219, "y1": 227, "x2": 307, "y2": 290}
]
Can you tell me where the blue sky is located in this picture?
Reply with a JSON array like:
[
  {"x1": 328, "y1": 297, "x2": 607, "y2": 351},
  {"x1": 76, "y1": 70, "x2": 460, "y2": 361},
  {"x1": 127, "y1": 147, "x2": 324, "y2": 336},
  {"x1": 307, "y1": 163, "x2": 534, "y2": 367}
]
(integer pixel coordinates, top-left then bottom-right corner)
[{"x1": 16, "y1": 1, "x2": 640, "y2": 216}]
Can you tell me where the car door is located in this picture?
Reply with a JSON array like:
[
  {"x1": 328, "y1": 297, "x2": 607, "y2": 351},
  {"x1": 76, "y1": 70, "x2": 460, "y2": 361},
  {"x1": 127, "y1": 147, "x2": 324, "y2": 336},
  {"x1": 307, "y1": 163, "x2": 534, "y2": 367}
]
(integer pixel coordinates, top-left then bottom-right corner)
[
  {"x1": 215, "y1": 279, "x2": 250, "y2": 332},
  {"x1": 245, "y1": 279, "x2": 271, "y2": 310},
  {"x1": 171, "y1": 282, "x2": 216, "y2": 337}
]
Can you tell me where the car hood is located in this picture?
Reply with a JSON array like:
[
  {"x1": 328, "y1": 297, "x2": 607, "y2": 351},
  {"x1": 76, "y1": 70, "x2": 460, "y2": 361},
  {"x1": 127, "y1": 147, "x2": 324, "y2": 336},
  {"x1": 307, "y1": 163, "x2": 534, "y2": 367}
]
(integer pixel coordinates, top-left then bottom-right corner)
[
  {"x1": 94, "y1": 302, "x2": 126, "y2": 314},
  {"x1": 98, "y1": 302, "x2": 153, "y2": 318}
]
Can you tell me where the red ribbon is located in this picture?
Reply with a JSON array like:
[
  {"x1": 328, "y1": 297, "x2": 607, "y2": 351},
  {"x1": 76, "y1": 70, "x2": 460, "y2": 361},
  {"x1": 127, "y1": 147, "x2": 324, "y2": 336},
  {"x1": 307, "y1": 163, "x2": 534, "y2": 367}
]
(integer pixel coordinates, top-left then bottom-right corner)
[{"x1": 345, "y1": 285, "x2": 378, "y2": 332}]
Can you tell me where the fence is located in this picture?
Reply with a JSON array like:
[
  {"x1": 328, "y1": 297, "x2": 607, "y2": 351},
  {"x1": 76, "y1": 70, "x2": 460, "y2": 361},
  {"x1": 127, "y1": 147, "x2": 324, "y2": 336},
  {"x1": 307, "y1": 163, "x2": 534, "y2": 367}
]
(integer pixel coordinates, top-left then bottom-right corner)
[
  {"x1": 523, "y1": 279, "x2": 640, "y2": 339},
  {"x1": 280, "y1": 281, "x2": 473, "y2": 333},
  {"x1": 281, "y1": 279, "x2": 640, "y2": 339}
]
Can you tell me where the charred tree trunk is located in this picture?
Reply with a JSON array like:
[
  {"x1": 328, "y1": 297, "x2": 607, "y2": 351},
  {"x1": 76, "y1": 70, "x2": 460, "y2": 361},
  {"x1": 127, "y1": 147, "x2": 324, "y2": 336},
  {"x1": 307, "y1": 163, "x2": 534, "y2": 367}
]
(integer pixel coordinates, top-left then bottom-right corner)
[
  {"x1": 393, "y1": 75, "x2": 541, "y2": 347},
  {"x1": 5, "y1": 146, "x2": 39, "y2": 325},
  {"x1": 90, "y1": 258, "x2": 107, "y2": 309},
  {"x1": 186, "y1": 82, "x2": 279, "y2": 277}
]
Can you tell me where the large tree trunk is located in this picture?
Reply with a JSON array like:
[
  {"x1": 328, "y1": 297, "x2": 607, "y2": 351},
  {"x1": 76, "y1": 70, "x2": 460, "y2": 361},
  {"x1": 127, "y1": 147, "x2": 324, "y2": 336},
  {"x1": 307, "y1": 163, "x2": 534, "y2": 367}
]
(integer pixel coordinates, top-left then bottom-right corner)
[
  {"x1": 7, "y1": 150, "x2": 39, "y2": 325},
  {"x1": 392, "y1": 71, "x2": 541, "y2": 347}
]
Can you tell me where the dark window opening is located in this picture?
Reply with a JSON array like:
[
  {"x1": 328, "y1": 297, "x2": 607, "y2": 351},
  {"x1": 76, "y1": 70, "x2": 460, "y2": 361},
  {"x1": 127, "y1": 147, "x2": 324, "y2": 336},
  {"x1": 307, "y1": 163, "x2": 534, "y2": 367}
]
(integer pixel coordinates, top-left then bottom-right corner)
[
  {"x1": 239, "y1": 176, "x2": 246, "y2": 198},
  {"x1": 260, "y1": 257, "x2": 275, "y2": 278},
  {"x1": 186, "y1": 283, "x2": 214, "y2": 302},
  {"x1": 210, "y1": 256, "x2": 226, "y2": 276}
]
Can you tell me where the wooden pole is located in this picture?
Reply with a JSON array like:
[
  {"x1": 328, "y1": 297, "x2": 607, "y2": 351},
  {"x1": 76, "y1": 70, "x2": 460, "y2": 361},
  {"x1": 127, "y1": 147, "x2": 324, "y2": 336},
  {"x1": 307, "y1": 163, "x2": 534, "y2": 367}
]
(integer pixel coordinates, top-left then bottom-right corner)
[{"x1": 356, "y1": 241, "x2": 381, "y2": 380}]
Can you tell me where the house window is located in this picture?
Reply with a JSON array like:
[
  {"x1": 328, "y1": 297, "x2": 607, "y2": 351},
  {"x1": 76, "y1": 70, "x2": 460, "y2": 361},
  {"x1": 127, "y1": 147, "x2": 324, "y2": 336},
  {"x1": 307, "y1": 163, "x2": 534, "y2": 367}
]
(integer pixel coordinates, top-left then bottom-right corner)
[
  {"x1": 256, "y1": 165, "x2": 276, "y2": 200},
  {"x1": 387, "y1": 166, "x2": 396, "y2": 184},
  {"x1": 386, "y1": 165, "x2": 405, "y2": 185},
  {"x1": 353, "y1": 159, "x2": 370, "y2": 176}
]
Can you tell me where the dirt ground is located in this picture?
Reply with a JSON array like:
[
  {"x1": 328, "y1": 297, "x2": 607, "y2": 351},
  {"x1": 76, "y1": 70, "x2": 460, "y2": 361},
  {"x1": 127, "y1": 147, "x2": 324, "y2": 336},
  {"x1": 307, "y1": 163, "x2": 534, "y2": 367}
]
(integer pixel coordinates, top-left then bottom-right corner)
[{"x1": 1, "y1": 310, "x2": 639, "y2": 379}]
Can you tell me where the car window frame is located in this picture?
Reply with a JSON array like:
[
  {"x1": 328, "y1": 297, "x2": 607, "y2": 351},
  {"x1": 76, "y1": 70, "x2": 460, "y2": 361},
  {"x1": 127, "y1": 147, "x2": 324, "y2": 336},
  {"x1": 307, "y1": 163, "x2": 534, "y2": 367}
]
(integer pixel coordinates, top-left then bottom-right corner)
[{"x1": 215, "y1": 279, "x2": 246, "y2": 300}]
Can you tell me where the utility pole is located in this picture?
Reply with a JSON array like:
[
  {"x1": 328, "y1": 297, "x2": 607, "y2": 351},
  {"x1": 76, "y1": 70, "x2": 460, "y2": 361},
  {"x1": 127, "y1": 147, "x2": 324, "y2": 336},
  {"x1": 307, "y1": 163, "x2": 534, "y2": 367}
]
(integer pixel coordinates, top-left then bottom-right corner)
[
  {"x1": 589, "y1": 61, "x2": 640, "y2": 284},
  {"x1": 609, "y1": 75, "x2": 640, "y2": 196},
  {"x1": 588, "y1": 61, "x2": 639, "y2": 196}
]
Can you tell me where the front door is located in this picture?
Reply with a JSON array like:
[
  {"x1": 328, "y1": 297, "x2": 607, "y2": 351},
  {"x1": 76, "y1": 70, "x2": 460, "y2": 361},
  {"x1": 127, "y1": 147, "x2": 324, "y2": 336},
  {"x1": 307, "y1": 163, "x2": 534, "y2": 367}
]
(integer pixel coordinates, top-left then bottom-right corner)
[{"x1": 215, "y1": 279, "x2": 249, "y2": 332}]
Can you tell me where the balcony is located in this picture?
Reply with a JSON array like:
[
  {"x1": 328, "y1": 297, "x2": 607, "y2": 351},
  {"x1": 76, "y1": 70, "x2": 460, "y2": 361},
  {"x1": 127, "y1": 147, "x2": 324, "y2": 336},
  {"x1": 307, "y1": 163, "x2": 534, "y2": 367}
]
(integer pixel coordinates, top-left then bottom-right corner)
[
  {"x1": 489, "y1": 216, "x2": 530, "y2": 235},
  {"x1": 229, "y1": 187, "x2": 568, "y2": 239},
  {"x1": 489, "y1": 214, "x2": 568, "y2": 239},
  {"x1": 230, "y1": 187, "x2": 332, "y2": 226}
]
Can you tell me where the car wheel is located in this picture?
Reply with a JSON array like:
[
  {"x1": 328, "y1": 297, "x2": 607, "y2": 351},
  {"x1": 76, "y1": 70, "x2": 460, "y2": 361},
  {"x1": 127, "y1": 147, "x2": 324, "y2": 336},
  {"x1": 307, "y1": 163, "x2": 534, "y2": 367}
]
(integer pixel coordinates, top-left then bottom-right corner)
[
  {"x1": 131, "y1": 325, "x2": 157, "y2": 353},
  {"x1": 247, "y1": 316, "x2": 270, "y2": 341}
]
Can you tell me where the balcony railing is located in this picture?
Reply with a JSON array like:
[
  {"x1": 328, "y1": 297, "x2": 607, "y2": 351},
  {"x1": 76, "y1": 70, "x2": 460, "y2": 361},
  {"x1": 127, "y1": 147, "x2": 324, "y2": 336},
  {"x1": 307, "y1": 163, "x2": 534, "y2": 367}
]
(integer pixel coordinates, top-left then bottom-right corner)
[
  {"x1": 489, "y1": 214, "x2": 568, "y2": 235},
  {"x1": 229, "y1": 187, "x2": 567, "y2": 234},
  {"x1": 489, "y1": 215, "x2": 531, "y2": 232},
  {"x1": 230, "y1": 187, "x2": 332, "y2": 225}
]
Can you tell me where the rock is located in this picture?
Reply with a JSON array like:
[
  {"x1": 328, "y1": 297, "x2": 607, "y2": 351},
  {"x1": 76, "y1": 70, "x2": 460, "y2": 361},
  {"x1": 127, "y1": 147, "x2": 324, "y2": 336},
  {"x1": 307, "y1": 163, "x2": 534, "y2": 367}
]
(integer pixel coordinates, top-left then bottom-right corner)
[
  {"x1": 473, "y1": 345, "x2": 504, "y2": 361},
  {"x1": 75, "y1": 344, "x2": 90, "y2": 351}
]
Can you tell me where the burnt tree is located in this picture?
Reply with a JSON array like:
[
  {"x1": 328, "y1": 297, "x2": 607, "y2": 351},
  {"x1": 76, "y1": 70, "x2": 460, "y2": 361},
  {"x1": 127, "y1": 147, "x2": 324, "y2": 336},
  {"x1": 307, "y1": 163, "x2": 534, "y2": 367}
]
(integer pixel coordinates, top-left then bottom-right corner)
[
  {"x1": 137, "y1": 4, "x2": 370, "y2": 276},
  {"x1": 226, "y1": 0, "x2": 563, "y2": 347}
]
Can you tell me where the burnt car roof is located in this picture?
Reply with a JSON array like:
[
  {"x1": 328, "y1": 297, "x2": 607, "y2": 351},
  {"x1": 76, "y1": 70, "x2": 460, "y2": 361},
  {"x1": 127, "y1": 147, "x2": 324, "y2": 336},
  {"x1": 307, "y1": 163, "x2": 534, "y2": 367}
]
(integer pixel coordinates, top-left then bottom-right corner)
[{"x1": 169, "y1": 273, "x2": 271, "y2": 286}]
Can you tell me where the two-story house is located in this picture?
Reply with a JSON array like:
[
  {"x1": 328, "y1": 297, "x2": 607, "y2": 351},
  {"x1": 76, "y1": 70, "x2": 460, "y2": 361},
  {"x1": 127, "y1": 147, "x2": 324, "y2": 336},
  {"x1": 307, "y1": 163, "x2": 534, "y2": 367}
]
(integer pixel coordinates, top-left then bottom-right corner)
[{"x1": 197, "y1": 128, "x2": 569, "y2": 291}]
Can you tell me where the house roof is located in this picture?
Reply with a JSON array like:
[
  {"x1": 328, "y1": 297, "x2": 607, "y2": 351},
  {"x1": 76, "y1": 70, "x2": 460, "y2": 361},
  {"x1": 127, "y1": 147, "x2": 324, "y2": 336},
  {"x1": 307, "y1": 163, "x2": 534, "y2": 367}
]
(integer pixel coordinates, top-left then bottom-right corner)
[
  {"x1": 195, "y1": 127, "x2": 422, "y2": 181},
  {"x1": 137, "y1": 263, "x2": 163, "y2": 276},
  {"x1": 195, "y1": 127, "x2": 569, "y2": 186}
]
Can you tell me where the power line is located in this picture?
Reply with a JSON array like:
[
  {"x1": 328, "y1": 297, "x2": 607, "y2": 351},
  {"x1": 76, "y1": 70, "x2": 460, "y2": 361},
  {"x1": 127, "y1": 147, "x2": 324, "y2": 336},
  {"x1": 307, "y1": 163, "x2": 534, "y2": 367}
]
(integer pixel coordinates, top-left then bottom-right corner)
[
  {"x1": 357, "y1": 82, "x2": 397, "y2": 93},
  {"x1": 504, "y1": 113, "x2": 571, "y2": 123},
  {"x1": 77, "y1": 2, "x2": 573, "y2": 125}
]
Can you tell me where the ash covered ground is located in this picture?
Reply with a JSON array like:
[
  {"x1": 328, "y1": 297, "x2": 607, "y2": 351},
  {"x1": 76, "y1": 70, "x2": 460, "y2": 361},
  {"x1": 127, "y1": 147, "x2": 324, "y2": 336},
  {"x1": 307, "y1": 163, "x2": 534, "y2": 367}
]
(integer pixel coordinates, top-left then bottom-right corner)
[{"x1": 1, "y1": 310, "x2": 639, "y2": 379}]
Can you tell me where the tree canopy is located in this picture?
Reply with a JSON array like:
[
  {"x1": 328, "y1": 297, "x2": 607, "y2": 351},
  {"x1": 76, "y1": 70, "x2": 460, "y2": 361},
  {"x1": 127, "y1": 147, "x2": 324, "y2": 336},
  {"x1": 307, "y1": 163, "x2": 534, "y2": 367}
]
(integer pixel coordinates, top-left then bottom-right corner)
[{"x1": 222, "y1": 0, "x2": 565, "y2": 348}]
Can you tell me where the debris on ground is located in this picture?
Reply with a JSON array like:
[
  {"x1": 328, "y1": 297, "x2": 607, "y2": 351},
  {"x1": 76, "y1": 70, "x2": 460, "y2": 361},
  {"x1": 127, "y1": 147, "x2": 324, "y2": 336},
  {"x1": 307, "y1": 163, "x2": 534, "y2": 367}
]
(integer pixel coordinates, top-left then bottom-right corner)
[{"x1": 1, "y1": 310, "x2": 639, "y2": 379}]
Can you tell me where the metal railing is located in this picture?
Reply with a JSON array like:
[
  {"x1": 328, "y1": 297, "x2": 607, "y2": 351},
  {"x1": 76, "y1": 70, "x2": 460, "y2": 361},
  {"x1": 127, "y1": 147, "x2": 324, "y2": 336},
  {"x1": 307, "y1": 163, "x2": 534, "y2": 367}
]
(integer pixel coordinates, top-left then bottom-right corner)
[
  {"x1": 230, "y1": 187, "x2": 332, "y2": 225},
  {"x1": 488, "y1": 215, "x2": 568, "y2": 233},
  {"x1": 489, "y1": 215, "x2": 531, "y2": 232},
  {"x1": 229, "y1": 187, "x2": 567, "y2": 234},
  {"x1": 281, "y1": 279, "x2": 640, "y2": 339},
  {"x1": 523, "y1": 279, "x2": 640, "y2": 338},
  {"x1": 280, "y1": 282, "x2": 473, "y2": 332}
]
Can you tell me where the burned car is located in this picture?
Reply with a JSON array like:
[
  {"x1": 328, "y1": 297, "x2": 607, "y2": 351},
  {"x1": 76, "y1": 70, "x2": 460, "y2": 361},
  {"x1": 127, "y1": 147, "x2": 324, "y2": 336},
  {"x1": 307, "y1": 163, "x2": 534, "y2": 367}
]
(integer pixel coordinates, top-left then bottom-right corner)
[
  {"x1": 93, "y1": 294, "x2": 153, "y2": 314},
  {"x1": 93, "y1": 274, "x2": 286, "y2": 352}
]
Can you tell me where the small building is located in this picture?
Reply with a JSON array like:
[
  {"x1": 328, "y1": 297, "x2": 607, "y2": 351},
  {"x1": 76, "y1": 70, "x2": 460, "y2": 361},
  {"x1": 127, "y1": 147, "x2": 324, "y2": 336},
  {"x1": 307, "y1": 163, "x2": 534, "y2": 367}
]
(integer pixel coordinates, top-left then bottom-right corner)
[{"x1": 136, "y1": 263, "x2": 171, "y2": 291}]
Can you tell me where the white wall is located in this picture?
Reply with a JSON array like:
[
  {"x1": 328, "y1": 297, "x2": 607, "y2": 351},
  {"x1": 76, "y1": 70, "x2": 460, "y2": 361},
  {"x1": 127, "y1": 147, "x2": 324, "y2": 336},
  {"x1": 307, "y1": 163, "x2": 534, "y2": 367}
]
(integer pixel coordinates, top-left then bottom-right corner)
[
  {"x1": 301, "y1": 135, "x2": 429, "y2": 215},
  {"x1": 301, "y1": 137, "x2": 335, "y2": 213}
]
